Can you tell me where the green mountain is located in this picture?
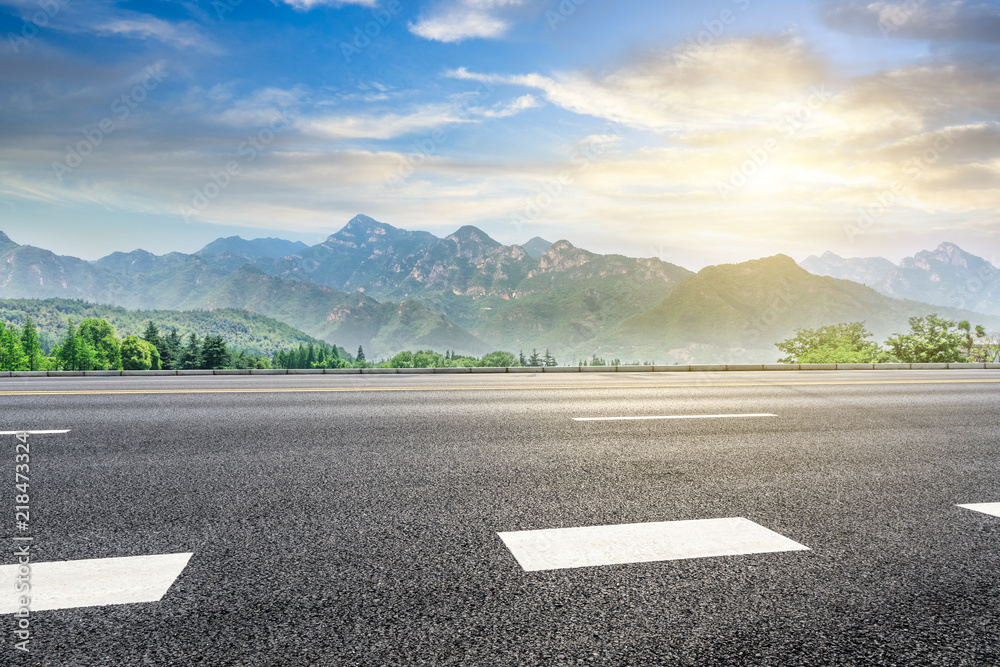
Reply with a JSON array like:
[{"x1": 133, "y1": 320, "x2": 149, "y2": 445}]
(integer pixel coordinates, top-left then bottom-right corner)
[
  {"x1": 521, "y1": 236, "x2": 553, "y2": 258},
  {"x1": 0, "y1": 232, "x2": 125, "y2": 301},
  {"x1": 85, "y1": 214, "x2": 692, "y2": 358},
  {"x1": 594, "y1": 254, "x2": 1000, "y2": 363},
  {"x1": 248, "y1": 217, "x2": 693, "y2": 353},
  {"x1": 5, "y1": 221, "x2": 996, "y2": 364},
  {"x1": 196, "y1": 236, "x2": 308, "y2": 259},
  {"x1": 0, "y1": 298, "x2": 332, "y2": 356},
  {"x1": 174, "y1": 266, "x2": 489, "y2": 357},
  {"x1": 2, "y1": 230, "x2": 487, "y2": 358}
]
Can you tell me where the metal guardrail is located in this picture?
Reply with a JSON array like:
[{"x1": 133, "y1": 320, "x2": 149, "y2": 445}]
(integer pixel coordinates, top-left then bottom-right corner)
[{"x1": 2, "y1": 363, "x2": 999, "y2": 377}]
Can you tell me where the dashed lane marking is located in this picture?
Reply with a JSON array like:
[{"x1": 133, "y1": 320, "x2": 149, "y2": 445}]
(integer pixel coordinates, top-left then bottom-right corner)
[
  {"x1": 958, "y1": 503, "x2": 1000, "y2": 518},
  {"x1": 498, "y1": 518, "x2": 809, "y2": 572},
  {"x1": 0, "y1": 553, "x2": 193, "y2": 613},
  {"x1": 573, "y1": 413, "x2": 778, "y2": 422}
]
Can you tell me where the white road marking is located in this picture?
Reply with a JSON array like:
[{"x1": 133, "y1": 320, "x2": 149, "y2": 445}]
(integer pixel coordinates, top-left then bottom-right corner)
[
  {"x1": 958, "y1": 503, "x2": 1000, "y2": 518},
  {"x1": 0, "y1": 430, "x2": 71, "y2": 435},
  {"x1": 0, "y1": 553, "x2": 193, "y2": 613},
  {"x1": 498, "y1": 518, "x2": 808, "y2": 571},
  {"x1": 572, "y1": 414, "x2": 778, "y2": 422}
]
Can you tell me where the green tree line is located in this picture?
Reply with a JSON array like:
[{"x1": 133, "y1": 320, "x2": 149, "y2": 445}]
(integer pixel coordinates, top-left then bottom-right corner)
[
  {"x1": 0, "y1": 316, "x2": 281, "y2": 371},
  {"x1": 775, "y1": 315, "x2": 1000, "y2": 364}
]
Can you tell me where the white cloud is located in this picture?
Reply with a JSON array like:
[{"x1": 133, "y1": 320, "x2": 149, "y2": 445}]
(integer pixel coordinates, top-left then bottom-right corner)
[
  {"x1": 449, "y1": 36, "x2": 828, "y2": 132},
  {"x1": 277, "y1": 0, "x2": 377, "y2": 10},
  {"x1": 410, "y1": 0, "x2": 530, "y2": 43},
  {"x1": 301, "y1": 93, "x2": 539, "y2": 139},
  {"x1": 96, "y1": 17, "x2": 217, "y2": 51},
  {"x1": 478, "y1": 94, "x2": 540, "y2": 118},
  {"x1": 303, "y1": 105, "x2": 465, "y2": 140}
]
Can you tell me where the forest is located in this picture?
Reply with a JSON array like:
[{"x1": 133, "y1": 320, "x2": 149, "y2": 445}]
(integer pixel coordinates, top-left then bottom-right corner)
[{"x1": 0, "y1": 315, "x2": 538, "y2": 371}]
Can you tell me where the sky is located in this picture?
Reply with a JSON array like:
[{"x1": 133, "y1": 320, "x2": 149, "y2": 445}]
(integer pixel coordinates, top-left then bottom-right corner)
[{"x1": 0, "y1": 0, "x2": 999, "y2": 269}]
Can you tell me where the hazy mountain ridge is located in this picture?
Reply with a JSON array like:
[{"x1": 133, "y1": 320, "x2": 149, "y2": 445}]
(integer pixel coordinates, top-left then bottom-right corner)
[
  {"x1": 590, "y1": 254, "x2": 1000, "y2": 364},
  {"x1": 800, "y1": 243, "x2": 1000, "y2": 315},
  {"x1": 3, "y1": 221, "x2": 998, "y2": 363},
  {"x1": 223, "y1": 215, "x2": 693, "y2": 351},
  {"x1": 0, "y1": 228, "x2": 487, "y2": 357},
  {"x1": 196, "y1": 236, "x2": 308, "y2": 259}
]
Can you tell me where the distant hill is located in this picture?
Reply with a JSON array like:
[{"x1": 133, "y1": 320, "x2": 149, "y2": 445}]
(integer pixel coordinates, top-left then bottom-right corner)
[
  {"x1": 521, "y1": 237, "x2": 553, "y2": 258},
  {"x1": 247, "y1": 216, "x2": 693, "y2": 351},
  {"x1": 196, "y1": 236, "x2": 309, "y2": 259},
  {"x1": 595, "y1": 254, "x2": 1000, "y2": 363},
  {"x1": 0, "y1": 233, "x2": 126, "y2": 302},
  {"x1": 82, "y1": 214, "x2": 692, "y2": 357},
  {"x1": 800, "y1": 243, "x2": 1000, "y2": 315},
  {"x1": 800, "y1": 251, "x2": 896, "y2": 285},
  {"x1": 1, "y1": 227, "x2": 488, "y2": 358},
  {"x1": 0, "y1": 298, "x2": 333, "y2": 356},
  {"x1": 4, "y1": 221, "x2": 998, "y2": 363}
]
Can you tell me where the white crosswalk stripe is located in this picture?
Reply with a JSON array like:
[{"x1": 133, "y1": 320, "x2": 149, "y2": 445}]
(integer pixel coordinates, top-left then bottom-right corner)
[
  {"x1": 0, "y1": 553, "x2": 193, "y2": 613},
  {"x1": 958, "y1": 503, "x2": 1000, "y2": 518},
  {"x1": 499, "y1": 518, "x2": 809, "y2": 572}
]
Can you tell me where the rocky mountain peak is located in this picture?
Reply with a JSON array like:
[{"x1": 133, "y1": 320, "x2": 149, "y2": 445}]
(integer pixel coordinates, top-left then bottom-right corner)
[
  {"x1": 327, "y1": 214, "x2": 390, "y2": 243},
  {"x1": 446, "y1": 225, "x2": 501, "y2": 249},
  {"x1": 903, "y1": 242, "x2": 980, "y2": 271}
]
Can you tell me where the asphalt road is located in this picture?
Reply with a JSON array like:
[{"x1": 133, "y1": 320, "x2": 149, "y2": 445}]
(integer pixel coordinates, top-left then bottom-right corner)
[{"x1": 2, "y1": 371, "x2": 1000, "y2": 666}]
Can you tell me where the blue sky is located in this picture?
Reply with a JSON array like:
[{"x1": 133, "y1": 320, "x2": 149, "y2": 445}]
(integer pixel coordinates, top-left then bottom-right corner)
[{"x1": 1, "y1": 0, "x2": 999, "y2": 269}]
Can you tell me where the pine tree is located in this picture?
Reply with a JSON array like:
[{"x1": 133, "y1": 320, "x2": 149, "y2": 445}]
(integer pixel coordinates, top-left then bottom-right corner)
[
  {"x1": 519, "y1": 350, "x2": 527, "y2": 367},
  {"x1": 201, "y1": 335, "x2": 229, "y2": 369},
  {"x1": 0, "y1": 322, "x2": 26, "y2": 371},
  {"x1": 356, "y1": 345, "x2": 366, "y2": 362},
  {"x1": 528, "y1": 349, "x2": 542, "y2": 367},
  {"x1": 142, "y1": 321, "x2": 162, "y2": 352},
  {"x1": 21, "y1": 316, "x2": 43, "y2": 371},
  {"x1": 159, "y1": 328, "x2": 182, "y2": 370},
  {"x1": 181, "y1": 333, "x2": 202, "y2": 369},
  {"x1": 58, "y1": 319, "x2": 79, "y2": 370},
  {"x1": 543, "y1": 348, "x2": 557, "y2": 366}
]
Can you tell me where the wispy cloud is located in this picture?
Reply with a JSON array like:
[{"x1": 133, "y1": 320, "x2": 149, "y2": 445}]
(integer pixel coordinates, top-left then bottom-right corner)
[
  {"x1": 301, "y1": 93, "x2": 539, "y2": 139},
  {"x1": 96, "y1": 17, "x2": 216, "y2": 52},
  {"x1": 449, "y1": 36, "x2": 827, "y2": 131},
  {"x1": 824, "y1": 0, "x2": 1000, "y2": 41},
  {"x1": 410, "y1": 0, "x2": 531, "y2": 43},
  {"x1": 276, "y1": 0, "x2": 377, "y2": 10}
]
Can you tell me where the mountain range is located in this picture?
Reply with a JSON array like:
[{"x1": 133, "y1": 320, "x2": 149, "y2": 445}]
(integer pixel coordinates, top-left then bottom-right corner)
[
  {"x1": 800, "y1": 243, "x2": 1000, "y2": 316},
  {"x1": 2, "y1": 219, "x2": 998, "y2": 362}
]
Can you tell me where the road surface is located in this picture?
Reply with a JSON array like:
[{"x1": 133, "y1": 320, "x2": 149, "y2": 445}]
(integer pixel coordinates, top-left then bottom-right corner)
[{"x1": 1, "y1": 371, "x2": 999, "y2": 665}]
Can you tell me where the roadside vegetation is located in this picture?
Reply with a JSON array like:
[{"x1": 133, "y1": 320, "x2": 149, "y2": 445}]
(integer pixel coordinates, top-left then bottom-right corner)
[
  {"x1": 0, "y1": 315, "x2": 531, "y2": 371},
  {"x1": 775, "y1": 315, "x2": 1000, "y2": 364}
]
